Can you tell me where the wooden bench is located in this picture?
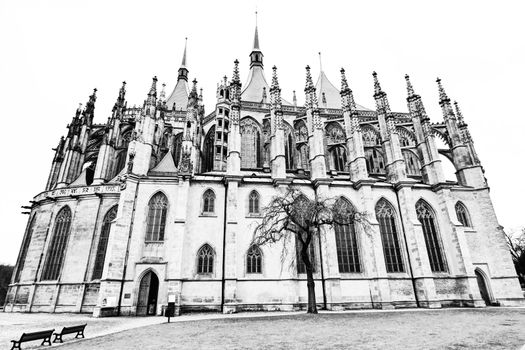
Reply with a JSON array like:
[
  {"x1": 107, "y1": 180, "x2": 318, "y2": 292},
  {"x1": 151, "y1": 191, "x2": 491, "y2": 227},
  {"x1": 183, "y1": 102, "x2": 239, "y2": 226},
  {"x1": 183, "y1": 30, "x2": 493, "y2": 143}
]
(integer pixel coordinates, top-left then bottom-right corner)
[
  {"x1": 53, "y1": 324, "x2": 87, "y2": 343},
  {"x1": 11, "y1": 329, "x2": 54, "y2": 350}
]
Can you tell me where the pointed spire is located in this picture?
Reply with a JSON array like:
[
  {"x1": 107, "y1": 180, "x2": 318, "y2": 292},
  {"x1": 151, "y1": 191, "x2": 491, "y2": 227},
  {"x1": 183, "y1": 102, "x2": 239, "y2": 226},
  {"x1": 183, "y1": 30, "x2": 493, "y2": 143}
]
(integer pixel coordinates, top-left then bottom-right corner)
[
  {"x1": 270, "y1": 66, "x2": 282, "y2": 109},
  {"x1": 454, "y1": 101, "x2": 465, "y2": 125},
  {"x1": 436, "y1": 77, "x2": 450, "y2": 105},
  {"x1": 160, "y1": 83, "x2": 166, "y2": 100},
  {"x1": 372, "y1": 72, "x2": 390, "y2": 113},
  {"x1": 405, "y1": 74, "x2": 415, "y2": 98},
  {"x1": 318, "y1": 52, "x2": 323, "y2": 71},
  {"x1": 177, "y1": 38, "x2": 189, "y2": 81},
  {"x1": 249, "y1": 13, "x2": 263, "y2": 68},
  {"x1": 253, "y1": 11, "x2": 260, "y2": 51},
  {"x1": 181, "y1": 37, "x2": 187, "y2": 68},
  {"x1": 113, "y1": 81, "x2": 127, "y2": 113},
  {"x1": 82, "y1": 88, "x2": 97, "y2": 125},
  {"x1": 340, "y1": 68, "x2": 349, "y2": 93},
  {"x1": 146, "y1": 76, "x2": 157, "y2": 106},
  {"x1": 305, "y1": 65, "x2": 314, "y2": 91},
  {"x1": 293, "y1": 90, "x2": 297, "y2": 107},
  {"x1": 270, "y1": 65, "x2": 280, "y2": 90},
  {"x1": 372, "y1": 71, "x2": 382, "y2": 96},
  {"x1": 340, "y1": 68, "x2": 356, "y2": 112},
  {"x1": 232, "y1": 59, "x2": 240, "y2": 84}
]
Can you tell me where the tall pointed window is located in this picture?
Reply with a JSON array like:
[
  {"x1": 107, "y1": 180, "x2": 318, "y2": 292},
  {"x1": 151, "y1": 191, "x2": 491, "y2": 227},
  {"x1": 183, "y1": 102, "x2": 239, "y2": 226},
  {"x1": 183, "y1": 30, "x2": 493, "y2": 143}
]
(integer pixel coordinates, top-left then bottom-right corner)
[
  {"x1": 92, "y1": 206, "x2": 118, "y2": 280},
  {"x1": 334, "y1": 199, "x2": 361, "y2": 273},
  {"x1": 202, "y1": 189, "x2": 216, "y2": 214},
  {"x1": 375, "y1": 199, "x2": 404, "y2": 273},
  {"x1": 455, "y1": 202, "x2": 471, "y2": 227},
  {"x1": 14, "y1": 215, "x2": 37, "y2": 282},
  {"x1": 416, "y1": 200, "x2": 447, "y2": 272},
  {"x1": 246, "y1": 245, "x2": 262, "y2": 274},
  {"x1": 42, "y1": 206, "x2": 72, "y2": 280},
  {"x1": 330, "y1": 146, "x2": 348, "y2": 172},
  {"x1": 173, "y1": 133, "x2": 183, "y2": 167},
  {"x1": 202, "y1": 127, "x2": 215, "y2": 172},
  {"x1": 403, "y1": 150, "x2": 421, "y2": 176},
  {"x1": 285, "y1": 131, "x2": 295, "y2": 170},
  {"x1": 240, "y1": 118, "x2": 261, "y2": 168},
  {"x1": 197, "y1": 244, "x2": 214, "y2": 274},
  {"x1": 296, "y1": 235, "x2": 316, "y2": 274},
  {"x1": 145, "y1": 193, "x2": 168, "y2": 242},
  {"x1": 248, "y1": 190, "x2": 260, "y2": 215}
]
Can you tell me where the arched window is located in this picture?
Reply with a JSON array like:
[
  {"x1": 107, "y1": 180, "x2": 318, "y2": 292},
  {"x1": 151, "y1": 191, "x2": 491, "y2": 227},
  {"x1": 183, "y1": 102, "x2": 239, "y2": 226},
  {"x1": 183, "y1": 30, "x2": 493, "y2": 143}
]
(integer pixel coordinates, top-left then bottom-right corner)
[
  {"x1": 365, "y1": 148, "x2": 386, "y2": 174},
  {"x1": 330, "y1": 146, "x2": 347, "y2": 172},
  {"x1": 248, "y1": 191, "x2": 260, "y2": 215},
  {"x1": 375, "y1": 199, "x2": 404, "y2": 273},
  {"x1": 202, "y1": 127, "x2": 215, "y2": 172},
  {"x1": 403, "y1": 150, "x2": 421, "y2": 176},
  {"x1": 202, "y1": 189, "x2": 216, "y2": 214},
  {"x1": 298, "y1": 144, "x2": 310, "y2": 171},
  {"x1": 240, "y1": 118, "x2": 261, "y2": 168},
  {"x1": 246, "y1": 245, "x2": 262, "y2": 273},
  {"x1": 145, "y1": 193, "x2": 168, "y2": 242},
  {"x1": 173, "y1": 133, "x2": 183, "y2": 167},
  {"x1": 455, "y1": 201, "x2": 471, "y2": 227},
  {"x1": 296, "y1": 237, "x2": 316, "y2": 274},
  {"x1": 284, "y1": 124, "x2": 296, "y2": 171},
  {"x1": 42, "y1": 206, "x2": 72, "y2": 280},
  {"x1": 92, "y1": 206, "x2": 118, "y2": 280},
  {"x1": 334, "y1": 199, "x2": 360, "y2": 273},
  {"x1": 416, "y1": 200, "x2": 447, "y2": 272},
  {"x1": 15, "y1": 215, "x2": 37, "y2": 282},
  {"x1": 197, "y1": 244, "x2": 214, "y2": 274}
]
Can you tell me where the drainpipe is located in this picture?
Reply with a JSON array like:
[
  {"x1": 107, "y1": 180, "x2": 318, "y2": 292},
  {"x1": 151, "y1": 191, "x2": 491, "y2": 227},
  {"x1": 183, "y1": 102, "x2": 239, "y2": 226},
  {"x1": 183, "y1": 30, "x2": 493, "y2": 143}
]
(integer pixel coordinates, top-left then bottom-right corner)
[
  {"x1": 220, "y1": 179, "x2": 229, "y2": 312},
  {"x1": 394, "y1": 186, "x2": 420, "y2": 308},
  {"x1": 317, "y1": 226, "x2": 327, "y2": 310},
  {"x1": 117, "y1": 179, "x2": 140, "y2": 316}
]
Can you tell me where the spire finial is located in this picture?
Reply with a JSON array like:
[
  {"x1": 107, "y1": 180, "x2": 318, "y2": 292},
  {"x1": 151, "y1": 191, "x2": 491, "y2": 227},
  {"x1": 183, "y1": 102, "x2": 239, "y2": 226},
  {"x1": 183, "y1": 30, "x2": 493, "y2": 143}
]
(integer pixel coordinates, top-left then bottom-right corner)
[
  {"x1": 305, "y1": 65, "x2": 314, "y2": 91},
  {"x1": 271, "y1": 65, "x2": 280, "y2": 90},
  {"x1": 318, "y1": 52, "x2": 323, "y2": 72},
  {"x1": 405, "y1": 74, "x2": 415, "y2": 97},
  {"x1": 340, "y1": 68, "x2": 349, "y2": 92},
  {"x1": 181, "y1": 37, "x2": 188, "y2": 68},
  {"x1": 232, "y1": 59, "x2": 240, "y2": 83},
  {"x1": 293, "y1": 90, "x2": 297, "y2": 106},
  {"x1": 454, "y1": 100, "x2": 465, "y2": 124},
  {"x1": 372, "y1": 71, "x2": 382, "y2": 95},
  {"x1": 149, "y1": 76, "x2": 157, "y2": 96},
  {"x1": 160, "y1": 83, "x2": 166, "y2": 100},
  {"x1": 436, "y1": 77, "x2": 449, "y2": 103},
  {"x1": 253, "y1": 12, "x2": 260, "y2": 51}
]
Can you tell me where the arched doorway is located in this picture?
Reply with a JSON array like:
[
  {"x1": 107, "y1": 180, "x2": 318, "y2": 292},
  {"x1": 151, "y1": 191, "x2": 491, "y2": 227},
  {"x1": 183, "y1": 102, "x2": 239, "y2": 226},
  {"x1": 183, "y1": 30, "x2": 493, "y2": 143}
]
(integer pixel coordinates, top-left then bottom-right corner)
[
  {"x1": 137, "y1": 271, "x2": 159, "y2": 316},
  {"x1": 475, "y1": 269, "x2": 491, "y2": 306}
]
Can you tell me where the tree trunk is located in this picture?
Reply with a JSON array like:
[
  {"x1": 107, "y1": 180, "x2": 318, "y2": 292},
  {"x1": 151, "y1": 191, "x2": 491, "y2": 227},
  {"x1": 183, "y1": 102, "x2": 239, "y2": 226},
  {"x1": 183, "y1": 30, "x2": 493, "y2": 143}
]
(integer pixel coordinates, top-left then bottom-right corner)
[{"x1": 300, "y1": 238, "x2": 317, "y2": 314}]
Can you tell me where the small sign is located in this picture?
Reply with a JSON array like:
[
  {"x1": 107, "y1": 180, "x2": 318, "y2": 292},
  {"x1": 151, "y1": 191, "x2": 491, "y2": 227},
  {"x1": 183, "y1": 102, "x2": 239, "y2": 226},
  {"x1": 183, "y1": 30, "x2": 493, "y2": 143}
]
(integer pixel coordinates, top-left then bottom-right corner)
[
  {"x1": 124, "y1": 293, "x2": 131, "y2": 299},
  {"x1": 168, "y1": 294, "x2": 176, "y2": 303}
]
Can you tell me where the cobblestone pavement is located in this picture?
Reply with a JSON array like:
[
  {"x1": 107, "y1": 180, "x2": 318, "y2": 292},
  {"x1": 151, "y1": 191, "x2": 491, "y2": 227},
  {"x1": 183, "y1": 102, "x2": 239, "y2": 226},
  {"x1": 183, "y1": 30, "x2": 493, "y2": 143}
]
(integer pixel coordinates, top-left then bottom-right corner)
[{"x1": 2, "y1": 308, "x2": 525, "y2": 349}]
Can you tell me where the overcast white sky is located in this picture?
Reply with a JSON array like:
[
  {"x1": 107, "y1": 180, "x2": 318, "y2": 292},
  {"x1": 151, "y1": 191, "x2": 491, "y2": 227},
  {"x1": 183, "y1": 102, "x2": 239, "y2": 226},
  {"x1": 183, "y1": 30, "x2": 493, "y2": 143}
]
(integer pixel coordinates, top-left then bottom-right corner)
[{"x1": 0, "y1": 0, "x2": 524, "y2": 265}]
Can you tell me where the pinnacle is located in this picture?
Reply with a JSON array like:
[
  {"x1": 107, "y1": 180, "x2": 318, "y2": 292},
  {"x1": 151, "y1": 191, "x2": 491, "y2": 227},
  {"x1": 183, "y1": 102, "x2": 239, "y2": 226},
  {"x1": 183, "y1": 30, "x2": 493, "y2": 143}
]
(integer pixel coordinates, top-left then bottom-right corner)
[{"x1": 405, "y1": 74, "x2": 415, "y2": 97}]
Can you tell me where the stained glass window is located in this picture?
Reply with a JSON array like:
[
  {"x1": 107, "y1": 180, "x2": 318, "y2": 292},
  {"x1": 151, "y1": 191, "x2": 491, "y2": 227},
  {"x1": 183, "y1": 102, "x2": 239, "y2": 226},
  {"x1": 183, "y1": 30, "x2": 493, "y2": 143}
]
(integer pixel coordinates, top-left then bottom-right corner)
[
  {"x1": 145, "y1": 193, "x2": 168, "y2": 241},
  {"x1": 92, "y1": 206, "x2": 118, "y2": 280},
  {"x1": 14, "y1": 215, "x2": 37, "y2": 282},
  {"x1": 334, "y1": 199, "x2": 360, "y2": 273},
  {"x1": 416, "y1": 200, "x2": 447, "y2": 272},
  {"x1": 197, "y1": 244, "x2": 214, "y2": 274},
  {"x1": 246, "y1": 245, "x2": 262, "y2": 273},
  {"x1": 455, "y1": 202, "x2": 471, "y2": 227},
  {"x1": 375, "y1": 199, "x2": 404, "y2": 273},
  {"x1": 203, "y1": 189, "x2": 215, "y2": 214},
  {"x1": 42, "y1": 206, "x2": 72, "y2": 280}
]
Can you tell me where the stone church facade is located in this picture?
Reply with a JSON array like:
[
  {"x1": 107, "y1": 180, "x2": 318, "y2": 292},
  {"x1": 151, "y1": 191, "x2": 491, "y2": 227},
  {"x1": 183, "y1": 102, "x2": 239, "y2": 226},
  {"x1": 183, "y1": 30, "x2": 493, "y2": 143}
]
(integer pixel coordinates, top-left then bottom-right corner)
[{"x1": 4, "y1": 25, "x2": 524, "y2": 316}]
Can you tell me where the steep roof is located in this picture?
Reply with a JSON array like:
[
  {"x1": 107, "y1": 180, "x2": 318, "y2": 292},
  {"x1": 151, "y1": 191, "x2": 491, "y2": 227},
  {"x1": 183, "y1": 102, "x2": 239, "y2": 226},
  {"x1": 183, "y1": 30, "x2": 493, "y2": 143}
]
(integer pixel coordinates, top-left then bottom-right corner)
[
  {"x1": 166, "y1": 79, "x2": 189, "y2": 111},
  {"x1": 241, "y1": 66, "x2": 292, "y2": 105},
  {"x1": 315, "y1": 71, "x2": 371, "y2": 111}
]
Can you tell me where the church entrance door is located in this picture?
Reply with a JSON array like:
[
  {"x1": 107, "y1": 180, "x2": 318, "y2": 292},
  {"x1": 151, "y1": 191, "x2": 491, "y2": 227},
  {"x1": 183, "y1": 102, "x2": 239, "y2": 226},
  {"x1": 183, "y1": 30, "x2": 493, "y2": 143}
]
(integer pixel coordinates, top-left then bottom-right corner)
[
  {"x1": 475, "y1": 269, "x2": 491, "y2": 306},
  {"x1": 137, "y1": 271, "x2": 159, "y2": 316}
]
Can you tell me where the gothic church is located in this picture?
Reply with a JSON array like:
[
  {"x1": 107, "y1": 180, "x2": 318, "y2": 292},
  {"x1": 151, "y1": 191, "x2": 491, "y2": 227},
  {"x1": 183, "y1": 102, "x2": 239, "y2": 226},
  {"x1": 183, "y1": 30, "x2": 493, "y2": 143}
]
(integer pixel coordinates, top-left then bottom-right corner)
[{"x1": 5, "y1": 23, "x2": 524, "y2": 316}]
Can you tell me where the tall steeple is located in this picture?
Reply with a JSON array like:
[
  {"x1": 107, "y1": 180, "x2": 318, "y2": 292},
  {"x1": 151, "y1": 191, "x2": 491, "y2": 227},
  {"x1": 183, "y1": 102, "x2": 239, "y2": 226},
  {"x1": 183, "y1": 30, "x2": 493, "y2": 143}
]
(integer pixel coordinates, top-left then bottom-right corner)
[
  {"x1": 166, "y1": 39, "x2": 190, "y2": 111},
  {"x1": 250, "y1": 11, "x2": 263, "y2": 68},
  {"x1": 178, "y1": 38, "x2": 188, "y2": 81}
]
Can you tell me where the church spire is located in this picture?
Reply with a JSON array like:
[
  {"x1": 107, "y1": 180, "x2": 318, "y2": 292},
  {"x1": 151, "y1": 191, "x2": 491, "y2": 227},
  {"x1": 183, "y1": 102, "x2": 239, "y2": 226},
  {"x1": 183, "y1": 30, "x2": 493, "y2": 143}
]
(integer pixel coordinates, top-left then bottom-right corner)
[
  {"x1": 249, "y1": 12, "x2": 263, "y2": 68},
  {"x1": 372, "y1": 72, "x2": 390, "y2": 114},
  {"x1": 178, "y1": 38, "x2": 189, "y2": 81}
]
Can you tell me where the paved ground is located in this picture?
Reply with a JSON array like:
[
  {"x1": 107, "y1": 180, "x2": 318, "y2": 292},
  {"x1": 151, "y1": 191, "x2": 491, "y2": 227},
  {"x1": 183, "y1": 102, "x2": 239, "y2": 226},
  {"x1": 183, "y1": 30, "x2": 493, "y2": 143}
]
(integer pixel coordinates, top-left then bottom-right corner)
[{"x1": 2, "y1": 308, "x2": 525, "y2": 349}]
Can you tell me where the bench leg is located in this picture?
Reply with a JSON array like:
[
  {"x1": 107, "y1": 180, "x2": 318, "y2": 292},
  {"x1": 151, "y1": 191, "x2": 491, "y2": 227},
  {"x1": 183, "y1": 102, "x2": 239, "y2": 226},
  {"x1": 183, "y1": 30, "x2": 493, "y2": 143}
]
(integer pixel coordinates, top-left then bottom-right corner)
[
  {"x1": 75, "y1": 330, "x2": 85, "y2": 339},
  {"x1": 10, "y1": 341, "x2": 21, "y2": 350},
  {"x1": 53, "y1": 334, "x2": 63, "y2": 343},
  {"x1": 42, "y1": 337, "x2": 52, "y2": 346}
]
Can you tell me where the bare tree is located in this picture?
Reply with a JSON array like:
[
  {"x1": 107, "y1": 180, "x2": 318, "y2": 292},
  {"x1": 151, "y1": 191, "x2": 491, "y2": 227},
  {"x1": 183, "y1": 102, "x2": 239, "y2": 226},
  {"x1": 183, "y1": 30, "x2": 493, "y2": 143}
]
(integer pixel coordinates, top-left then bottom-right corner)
[
  {"x1": 504, "y1": 229, "x2": 525, "y2": 287},
  {"x1": 251, "y1": 187, "x2": 368, "y2": 314}
]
